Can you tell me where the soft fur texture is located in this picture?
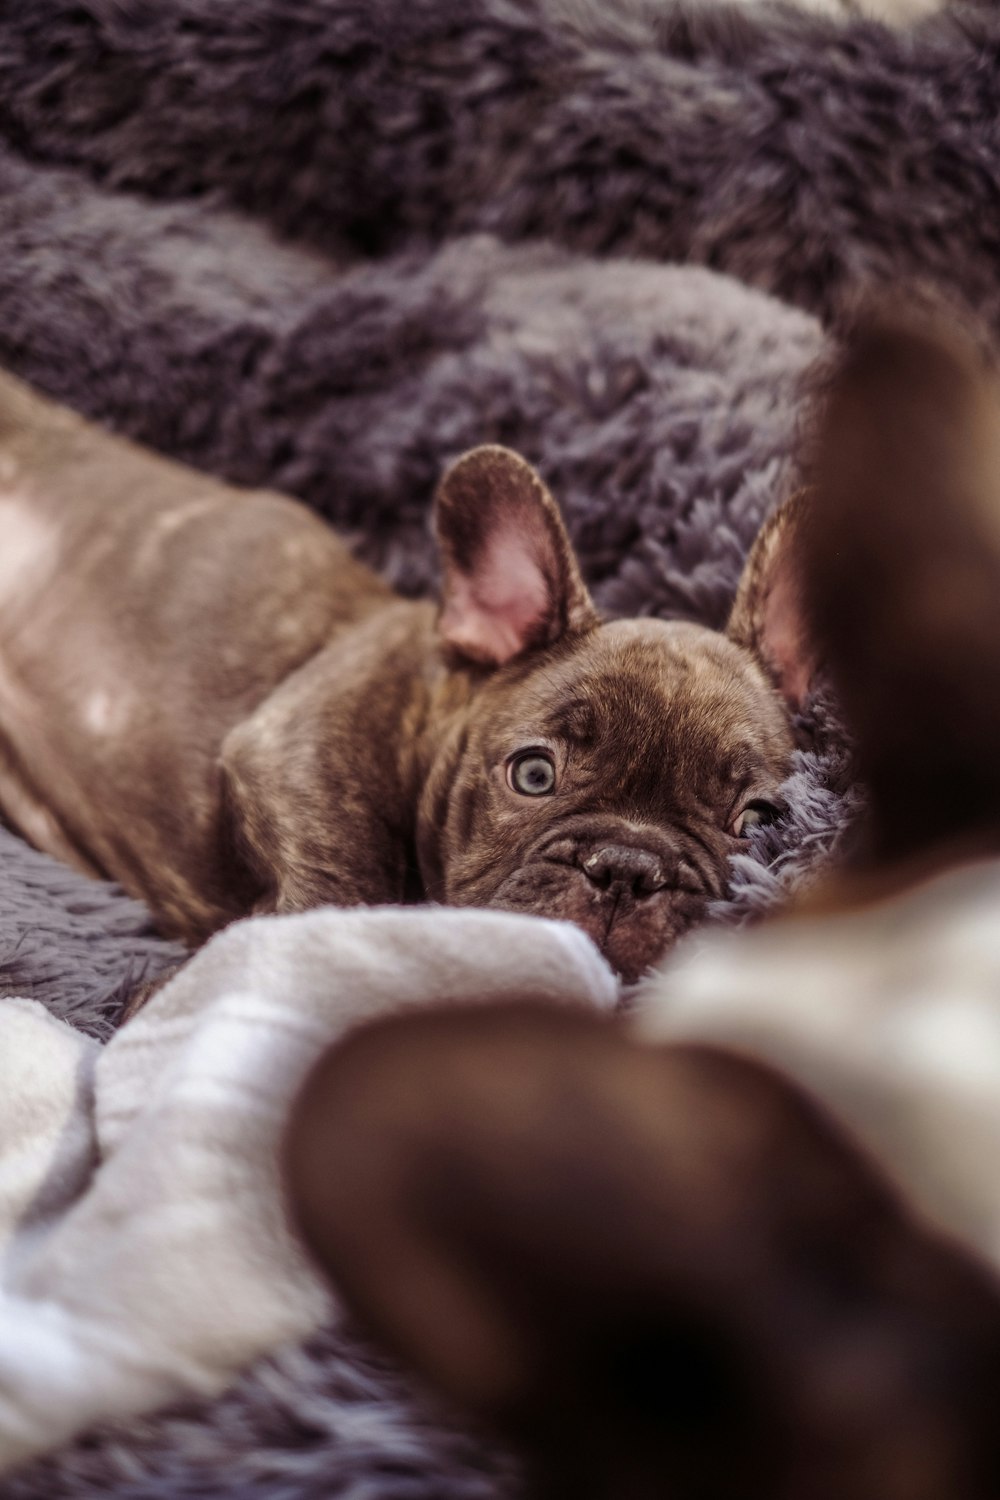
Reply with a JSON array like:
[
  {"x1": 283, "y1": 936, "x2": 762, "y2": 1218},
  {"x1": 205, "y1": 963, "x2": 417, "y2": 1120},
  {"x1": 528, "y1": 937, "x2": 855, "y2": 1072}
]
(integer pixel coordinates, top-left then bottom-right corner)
[
  {"x1": 0, "y1": 0, "x2": 993, "y2": 1494},
  {"x1": 0, "y1": 0, "x2": 996, "y2": 332}
]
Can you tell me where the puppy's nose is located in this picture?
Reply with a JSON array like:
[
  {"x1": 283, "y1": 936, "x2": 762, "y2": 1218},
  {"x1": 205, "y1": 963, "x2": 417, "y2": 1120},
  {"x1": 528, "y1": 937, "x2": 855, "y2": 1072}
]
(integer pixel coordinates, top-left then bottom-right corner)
[{"x1": 581, "y1": 844, "x2": 668, "y2": 899}]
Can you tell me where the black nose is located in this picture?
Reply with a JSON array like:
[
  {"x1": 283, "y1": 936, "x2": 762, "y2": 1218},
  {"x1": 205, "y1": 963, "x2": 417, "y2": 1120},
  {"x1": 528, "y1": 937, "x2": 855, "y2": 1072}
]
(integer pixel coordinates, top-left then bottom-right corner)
[{"x1": 580, "y1": 844, "x2": 669, "y2": 899}]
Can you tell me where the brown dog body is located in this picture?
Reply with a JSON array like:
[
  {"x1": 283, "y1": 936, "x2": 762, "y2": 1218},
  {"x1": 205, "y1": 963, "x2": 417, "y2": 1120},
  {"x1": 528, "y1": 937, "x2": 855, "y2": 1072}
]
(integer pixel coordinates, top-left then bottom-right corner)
[
  {"x1": 0, "y1": 373, "x2": 801, "y2": 978},
  {"x1": 0, "y1": 373, "x2": 393, "y2": 938}
]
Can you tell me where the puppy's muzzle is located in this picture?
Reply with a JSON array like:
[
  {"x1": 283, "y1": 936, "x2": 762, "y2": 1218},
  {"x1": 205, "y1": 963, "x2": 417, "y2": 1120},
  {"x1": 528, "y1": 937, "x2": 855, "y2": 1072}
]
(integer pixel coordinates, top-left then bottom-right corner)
[
  {"x1": 581, "y1": 843, "x2": 669, "y2": 900},
  {"x1": 505, "y1": 822, "x2": 711, "y2": 981}
]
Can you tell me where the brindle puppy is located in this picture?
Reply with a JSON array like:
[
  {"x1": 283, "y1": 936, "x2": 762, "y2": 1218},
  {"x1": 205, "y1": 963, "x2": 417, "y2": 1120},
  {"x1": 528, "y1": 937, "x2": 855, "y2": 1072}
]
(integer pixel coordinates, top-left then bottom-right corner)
[{"x1": 0, "y1": 372, "x2": 806, "y2": 980}]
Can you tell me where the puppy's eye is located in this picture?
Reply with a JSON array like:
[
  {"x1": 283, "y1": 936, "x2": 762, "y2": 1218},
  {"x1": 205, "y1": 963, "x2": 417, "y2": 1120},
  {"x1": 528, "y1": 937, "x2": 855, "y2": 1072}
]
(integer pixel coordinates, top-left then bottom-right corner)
[
  {"x1": 732, "y1": 800, "x2": 782, "y2": 838},
  {"x1": 507, "y1": 751, "x2": 557, "y2": 796}
]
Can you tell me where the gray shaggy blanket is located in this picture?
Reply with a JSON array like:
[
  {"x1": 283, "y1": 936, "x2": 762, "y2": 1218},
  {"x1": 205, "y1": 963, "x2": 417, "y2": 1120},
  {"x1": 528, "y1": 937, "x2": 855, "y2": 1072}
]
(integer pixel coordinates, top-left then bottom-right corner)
[{"x1": 0, "y1": 0, "x2": 994, "y2": 1494}]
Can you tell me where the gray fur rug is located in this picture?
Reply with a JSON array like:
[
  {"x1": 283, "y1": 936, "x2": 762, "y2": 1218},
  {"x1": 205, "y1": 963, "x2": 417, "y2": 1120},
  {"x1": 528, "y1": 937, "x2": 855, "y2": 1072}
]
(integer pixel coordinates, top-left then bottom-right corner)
[{"x1": 0, "y1": 0, "x2": 994, "y2": 1494}]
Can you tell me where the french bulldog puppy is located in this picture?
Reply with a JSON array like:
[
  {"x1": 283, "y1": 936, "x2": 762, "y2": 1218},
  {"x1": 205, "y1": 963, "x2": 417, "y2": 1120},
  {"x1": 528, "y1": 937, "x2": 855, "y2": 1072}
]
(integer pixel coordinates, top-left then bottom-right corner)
[
  {"x1": 284, "y1": 315, "x2": 1000, "y2": 1500},
  {"x1": 0, "y1": 371, "x2": 806, "y2": 981}
]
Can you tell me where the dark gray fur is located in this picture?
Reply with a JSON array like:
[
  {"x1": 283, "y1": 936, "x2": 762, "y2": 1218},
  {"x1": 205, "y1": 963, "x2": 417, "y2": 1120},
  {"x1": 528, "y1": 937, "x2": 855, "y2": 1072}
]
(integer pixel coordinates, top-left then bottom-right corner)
[
  {"x1": 0, "y1": 0, "x2": 987, "y2": 1494},
  {"x1": 0, "y1": 0, "x2": 997, "y2": 331}
]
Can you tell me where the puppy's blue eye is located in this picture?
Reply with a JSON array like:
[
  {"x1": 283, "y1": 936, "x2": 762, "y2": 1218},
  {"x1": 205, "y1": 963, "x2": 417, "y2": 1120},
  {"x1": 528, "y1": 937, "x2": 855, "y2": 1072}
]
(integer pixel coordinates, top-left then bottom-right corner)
[
  {"x1": 508, "y1": 752, "x2": 556, "y2": 796},
  {"x1": 733, "y1": 800, "x2": 782, "y2": 838}
]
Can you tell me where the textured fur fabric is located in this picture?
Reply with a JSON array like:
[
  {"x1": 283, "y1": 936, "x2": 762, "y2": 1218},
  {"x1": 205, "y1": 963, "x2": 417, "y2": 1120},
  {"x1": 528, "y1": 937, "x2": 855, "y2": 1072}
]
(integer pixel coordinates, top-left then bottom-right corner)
[
  {"x1": 0, "y1": 144, "x2": 827, "y2": 612},
  {"x1": 0, "y1": 0, "x2": 992, "y2": 1494},
  {"x1": 0, "y1": 825, "x2": 185, "y2": 1043},
  {"x1": 0, "y1": 0, "x2": 996, "y2": 331}
]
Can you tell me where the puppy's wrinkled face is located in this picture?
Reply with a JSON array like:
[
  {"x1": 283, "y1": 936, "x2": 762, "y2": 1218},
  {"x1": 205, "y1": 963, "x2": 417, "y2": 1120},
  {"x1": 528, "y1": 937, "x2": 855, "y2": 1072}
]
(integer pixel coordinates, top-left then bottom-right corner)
[
  {"x1": 431, "y1": 621, "x2": 791, "y2": 983},
  {"x1": 418, "y1": 447, "x2": 809, "y2": 982}
]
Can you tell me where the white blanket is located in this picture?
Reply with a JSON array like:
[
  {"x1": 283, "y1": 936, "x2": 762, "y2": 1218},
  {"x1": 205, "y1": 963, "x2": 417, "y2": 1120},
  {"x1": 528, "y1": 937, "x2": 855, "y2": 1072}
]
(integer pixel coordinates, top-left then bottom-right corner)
[{"x1": 0, "y1": 906, "x2": 617, "y2": 1473}]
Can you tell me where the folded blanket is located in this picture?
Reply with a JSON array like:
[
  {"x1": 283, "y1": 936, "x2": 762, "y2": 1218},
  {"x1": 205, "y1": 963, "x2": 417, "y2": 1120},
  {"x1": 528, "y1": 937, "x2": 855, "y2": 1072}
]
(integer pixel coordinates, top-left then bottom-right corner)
[{"x1": 0, "y1": 907, "x2": 616, "y2": 1474}]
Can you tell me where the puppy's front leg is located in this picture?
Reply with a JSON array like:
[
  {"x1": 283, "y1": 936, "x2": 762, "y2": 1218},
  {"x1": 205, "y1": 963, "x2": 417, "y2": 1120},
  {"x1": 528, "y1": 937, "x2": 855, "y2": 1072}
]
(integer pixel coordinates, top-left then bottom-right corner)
[{"x1": 220, "y1": 633, "x2": 422, "y2": 916}]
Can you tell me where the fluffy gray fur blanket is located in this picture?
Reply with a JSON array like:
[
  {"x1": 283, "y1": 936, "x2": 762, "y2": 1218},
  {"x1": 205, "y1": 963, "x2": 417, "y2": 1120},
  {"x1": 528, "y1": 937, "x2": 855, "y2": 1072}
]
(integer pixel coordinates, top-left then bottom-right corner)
[{"x1": 0, "y1": 1, "x2": 993, "y2": 1494}]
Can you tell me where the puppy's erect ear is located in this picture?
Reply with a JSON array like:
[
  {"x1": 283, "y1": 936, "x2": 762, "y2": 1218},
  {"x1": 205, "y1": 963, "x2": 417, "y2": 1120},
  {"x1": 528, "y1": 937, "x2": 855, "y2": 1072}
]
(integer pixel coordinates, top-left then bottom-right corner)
[
  {"x1": 726, "y1": 489, "x2": 816, "y2": 711},
  {"x1": 434, "y1": 446, "x2": 599, "y2": 666}
]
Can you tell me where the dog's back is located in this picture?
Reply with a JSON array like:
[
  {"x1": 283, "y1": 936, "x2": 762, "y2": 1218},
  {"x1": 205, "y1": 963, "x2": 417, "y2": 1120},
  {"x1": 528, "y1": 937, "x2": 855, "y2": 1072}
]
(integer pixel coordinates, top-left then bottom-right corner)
[{"x1": 0, "y1": 371, "x2": 389, "y2": 937}]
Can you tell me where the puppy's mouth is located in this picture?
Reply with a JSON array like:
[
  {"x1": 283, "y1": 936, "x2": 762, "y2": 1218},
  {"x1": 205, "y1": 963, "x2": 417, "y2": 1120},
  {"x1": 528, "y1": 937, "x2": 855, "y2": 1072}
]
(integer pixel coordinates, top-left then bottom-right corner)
[
  {"x1": 485, "y1": 851, "x2": 709, "y2": 985},
  {"x1": 571, "y1": 885, "x2": 705, "y2": 985}
]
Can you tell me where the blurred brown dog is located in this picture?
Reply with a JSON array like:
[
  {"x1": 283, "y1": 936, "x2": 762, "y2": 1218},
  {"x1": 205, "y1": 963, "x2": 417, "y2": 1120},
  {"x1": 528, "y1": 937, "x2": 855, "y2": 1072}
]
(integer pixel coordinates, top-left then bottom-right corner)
[
  {"x1": 285, "y1": 316, "x2": 1000, "y2": 1500},
  {"x1": 0, "y1": 376, "x2": 808, "y2": 981}
]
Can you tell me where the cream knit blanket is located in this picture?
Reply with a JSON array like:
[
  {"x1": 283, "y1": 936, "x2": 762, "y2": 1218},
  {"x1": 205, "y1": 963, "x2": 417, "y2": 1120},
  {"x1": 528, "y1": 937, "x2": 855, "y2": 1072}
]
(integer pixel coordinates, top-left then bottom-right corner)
[{"x1": 0, "y1": 906, "x2": 617, "y2": 1473}]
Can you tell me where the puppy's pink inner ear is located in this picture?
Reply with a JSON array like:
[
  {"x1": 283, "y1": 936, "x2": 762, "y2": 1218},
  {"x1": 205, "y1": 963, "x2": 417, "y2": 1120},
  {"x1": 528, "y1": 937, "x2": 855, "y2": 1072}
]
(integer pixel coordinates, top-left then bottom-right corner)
[
  {"x1": 728, "y1": 491, "x2": 817, "y2": 712},
  {"x1": 435, "y1": 445, "x2": 597, "y2": 667},
  {"x1": 758, "y1": 566, "x2": 813, "y2": 711},
  {"x1": 439, "y1": 523, "x2": 553, "y2": 666}
]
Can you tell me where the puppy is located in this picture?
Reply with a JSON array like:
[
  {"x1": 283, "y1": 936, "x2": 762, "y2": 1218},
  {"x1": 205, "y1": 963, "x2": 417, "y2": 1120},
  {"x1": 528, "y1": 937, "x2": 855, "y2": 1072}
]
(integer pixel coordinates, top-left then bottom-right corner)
[
  {"x1": 284, "y1": 315, "x2": 1000, "y2": 1499},
  {"x1": 0, "y1": 372, "x2": 807, "y2": 980}
]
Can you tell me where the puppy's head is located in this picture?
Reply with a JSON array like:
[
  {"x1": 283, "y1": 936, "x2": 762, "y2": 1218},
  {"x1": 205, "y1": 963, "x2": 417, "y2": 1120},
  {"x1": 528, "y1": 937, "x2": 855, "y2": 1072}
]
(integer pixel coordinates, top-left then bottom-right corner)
[{"x1": 418, "y1": 447, "x2": 811, "y2": 982}]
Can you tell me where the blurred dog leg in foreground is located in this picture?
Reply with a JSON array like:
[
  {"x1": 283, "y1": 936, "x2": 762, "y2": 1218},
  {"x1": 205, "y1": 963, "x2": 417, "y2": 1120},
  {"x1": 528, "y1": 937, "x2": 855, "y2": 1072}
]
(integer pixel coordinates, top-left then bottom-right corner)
[{"x1": 284, "y1": 315, "x2": 1000, "y2": 1500}]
